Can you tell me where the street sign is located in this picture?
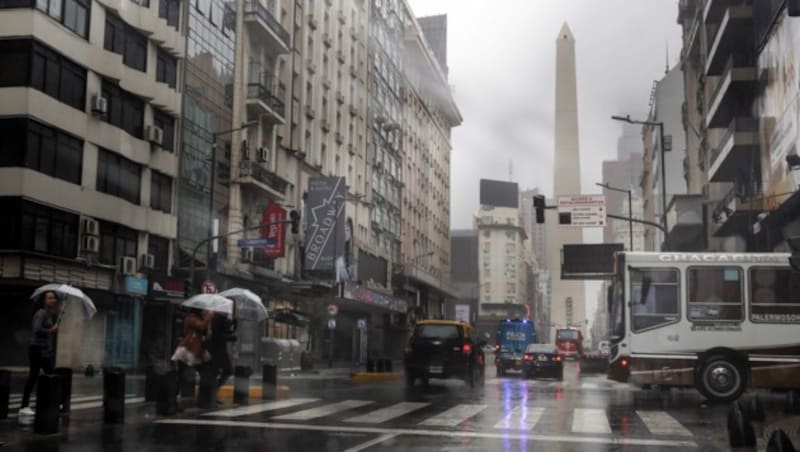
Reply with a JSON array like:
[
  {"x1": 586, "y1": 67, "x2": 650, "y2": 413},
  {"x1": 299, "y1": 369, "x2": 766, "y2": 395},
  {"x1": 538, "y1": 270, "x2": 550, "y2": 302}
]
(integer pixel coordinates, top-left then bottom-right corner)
[
  {"x1": 557, "y1": 195, "x2": 606, "y2": 227},
  {"x1": 327, "y1": 319, "x2": 336, "y2": 330},
  {"x1": 262, "y1": 203, "x2": 287, "y2": 258},
  {"x1": 201, "y1": 280, "x2": 217, "y2": 294},
  {"x1": 237, "y1": 238, "x2": 277, "y2": 247},
  {"x1": 327, "y1": 304, "x2": 339, "y2": 316},
  {"x1": 357, "y1": 319, "x2": 366, "y2": 330}
]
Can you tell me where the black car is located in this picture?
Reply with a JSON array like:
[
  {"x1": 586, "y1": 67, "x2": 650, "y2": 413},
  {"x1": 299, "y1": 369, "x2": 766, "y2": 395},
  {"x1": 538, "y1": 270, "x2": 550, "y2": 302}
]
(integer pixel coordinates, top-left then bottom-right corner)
[
  {"x1": 403, "y1": 320, "x2": 486, "y2": 387},
  {"x1": 522, "y1": 343, "x2": 564, "y2": 380}
]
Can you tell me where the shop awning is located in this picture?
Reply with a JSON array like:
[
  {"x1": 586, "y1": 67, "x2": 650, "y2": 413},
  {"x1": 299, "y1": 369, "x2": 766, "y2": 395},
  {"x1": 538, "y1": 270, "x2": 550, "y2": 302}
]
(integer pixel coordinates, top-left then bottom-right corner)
[{"x1": 271, "y1": 308, "x2": 310, "y2": 326}]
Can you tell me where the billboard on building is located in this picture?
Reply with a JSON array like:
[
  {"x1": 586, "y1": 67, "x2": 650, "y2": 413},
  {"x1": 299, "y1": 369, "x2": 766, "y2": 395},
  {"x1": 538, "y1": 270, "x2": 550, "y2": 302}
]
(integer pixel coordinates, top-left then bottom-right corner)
[
  {"x1": 304, "y1": 177, "x2": 346, "y2": 272},
  {"x1": 479, "y1": 179, "x2": 519, "y2": 208}
]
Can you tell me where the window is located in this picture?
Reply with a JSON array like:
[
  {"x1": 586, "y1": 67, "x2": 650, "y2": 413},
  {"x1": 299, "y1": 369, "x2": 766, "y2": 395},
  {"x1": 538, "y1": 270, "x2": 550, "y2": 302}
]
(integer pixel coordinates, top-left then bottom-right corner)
[
  {"x1": 158, "y1": 0, "x2": 180, "y2": 28},
  {"x1": 0, "y1": 39, "x2": 86, "y2": 110},
  {"x1": 688, "y1": 267, "x2": 743, "y2": 322},
  {"x1": 153, "y1": 108, "x2": 175, "y2": 151},
  {"x1": 99, "y1": 221, "x2": 138, "y2": 265},
  {"x1": 415, "y1": 324, "x2": 459, "y2": 339},
  {"x1": 101, "y1": 80, "x2": 145, "y2": 138},
  {"x1": 0, "y1": 118, "x2": 82, "y2": 184},
  {"x1": 104, "y1": 13, "x2": 147, "y2": 72},
  {"x1": 30, "y1": 0, "x2": 89, "y2": 38},
  {"x1": 97, "y1": 148, "x2": 141, "y2": 204},
  {"x1": 147, "y1": 235, "x2": 169, "y2": 271},
  {"x1": 150, "y1": 170, "x2": 172, "y2": 213},
  {"x1": 0, "y1": 198, "x2": 79, "y2": 258},
  {"x1": 750, "y1": 267, "x2": 800, "y2": 324},
  {"x1": 156, "y1": 49, "x2": 177, "y2": 88},
  {"x1": 630, "y1": 268, "x2": 679, "y2": 332}
]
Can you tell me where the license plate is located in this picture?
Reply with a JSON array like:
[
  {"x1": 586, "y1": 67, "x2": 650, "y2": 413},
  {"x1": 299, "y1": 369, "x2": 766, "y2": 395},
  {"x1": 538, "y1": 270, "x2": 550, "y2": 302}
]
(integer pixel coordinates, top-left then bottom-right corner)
[
  {"x1": 429, "y1": 366, "x2": 443, "y2": 374},
  {"x1": 539, "y1": 356, "x2": 549, "y2": 362}
]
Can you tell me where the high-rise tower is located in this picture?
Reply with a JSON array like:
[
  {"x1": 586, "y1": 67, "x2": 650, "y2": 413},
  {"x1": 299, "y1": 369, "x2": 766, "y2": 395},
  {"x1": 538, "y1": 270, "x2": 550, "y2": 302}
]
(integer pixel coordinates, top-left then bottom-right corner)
[{"x1": 546, "y1": 23, "x2": 586, "y2": 340}]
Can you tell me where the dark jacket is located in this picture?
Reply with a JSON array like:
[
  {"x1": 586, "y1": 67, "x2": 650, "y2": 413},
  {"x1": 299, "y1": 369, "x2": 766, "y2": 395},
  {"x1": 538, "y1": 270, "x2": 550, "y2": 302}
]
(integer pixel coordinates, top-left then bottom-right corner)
[
  {"x1": 206, "y1": 315, "x2": 235, "y2": 354},
  {"x1": 30, "y1": 308, "x2": 57, "y2": 353}
]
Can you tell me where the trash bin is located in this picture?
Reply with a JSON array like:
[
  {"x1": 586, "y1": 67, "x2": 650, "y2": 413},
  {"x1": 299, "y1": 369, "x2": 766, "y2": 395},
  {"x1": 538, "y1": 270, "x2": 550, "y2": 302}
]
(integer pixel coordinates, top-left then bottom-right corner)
[
  {"x1": 54, "y1": 367, "x2": 72, "y2": 413},
  {"x1": 103, "y1": 367, "x2": 126, "y2": 424},
  {"x1": 34, "y1": 374, "x2": 61, "y2": 434},
  {"x1": 233, "y1": 366, "x2": 252, "y2": 405},
  {"x1": 0, "y1": 369, "x2": 9, "y2": 420}
]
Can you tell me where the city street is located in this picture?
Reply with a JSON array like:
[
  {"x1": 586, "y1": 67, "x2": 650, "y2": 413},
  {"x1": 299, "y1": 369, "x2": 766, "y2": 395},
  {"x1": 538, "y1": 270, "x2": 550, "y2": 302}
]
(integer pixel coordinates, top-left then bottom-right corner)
[{"x1": 3, "y1": 361, "x2": 799, "y2": 451}]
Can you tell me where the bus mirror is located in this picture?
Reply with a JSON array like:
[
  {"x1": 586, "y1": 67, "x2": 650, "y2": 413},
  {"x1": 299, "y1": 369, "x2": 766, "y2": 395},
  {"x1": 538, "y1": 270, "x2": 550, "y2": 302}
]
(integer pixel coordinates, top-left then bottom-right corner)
[{"x1": 788, "y1": 236, "x2": 800, "y2": 271}]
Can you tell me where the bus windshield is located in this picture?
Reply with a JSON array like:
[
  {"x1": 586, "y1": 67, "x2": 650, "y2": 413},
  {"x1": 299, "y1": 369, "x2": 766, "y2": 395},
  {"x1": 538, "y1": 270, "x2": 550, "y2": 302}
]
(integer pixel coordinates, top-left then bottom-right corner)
[{"x1": 610, "y1": 276, "x2": 625, "y2": 344}]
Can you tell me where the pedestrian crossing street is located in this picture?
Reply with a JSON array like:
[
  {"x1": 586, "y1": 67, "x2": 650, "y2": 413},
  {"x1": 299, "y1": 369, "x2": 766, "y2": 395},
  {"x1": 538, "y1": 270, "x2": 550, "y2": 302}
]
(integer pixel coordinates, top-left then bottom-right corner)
[
  {"x1": 196, "y1": 397, "x2": 696, "y2": 437},
  {"x1": 8, "y1": 393, "x2": 145, "y2": 413}
]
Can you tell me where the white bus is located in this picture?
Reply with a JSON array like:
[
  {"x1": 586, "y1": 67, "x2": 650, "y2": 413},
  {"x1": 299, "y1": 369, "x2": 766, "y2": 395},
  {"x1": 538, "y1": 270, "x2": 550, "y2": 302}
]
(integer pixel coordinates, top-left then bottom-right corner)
[{"x1": 607, "y1": 252, "x2": 800, "y2": 402}]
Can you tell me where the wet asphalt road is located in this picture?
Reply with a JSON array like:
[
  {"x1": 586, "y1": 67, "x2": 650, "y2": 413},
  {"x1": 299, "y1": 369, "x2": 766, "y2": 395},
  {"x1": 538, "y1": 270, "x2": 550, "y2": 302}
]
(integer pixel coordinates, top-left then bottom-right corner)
[{"x1": 3, "y1": 360, "x2": 800, "y2": 451}]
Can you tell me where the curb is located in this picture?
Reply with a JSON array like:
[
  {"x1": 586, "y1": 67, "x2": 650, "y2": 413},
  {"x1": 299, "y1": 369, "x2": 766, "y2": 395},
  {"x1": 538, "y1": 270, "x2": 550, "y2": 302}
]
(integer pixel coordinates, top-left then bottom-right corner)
[
  {"x1": 349, "y1": 372, "x2": 403, "y2": 383},
  {"x1": 195, "y1": 384, "x2": 291, "y2": 400}
]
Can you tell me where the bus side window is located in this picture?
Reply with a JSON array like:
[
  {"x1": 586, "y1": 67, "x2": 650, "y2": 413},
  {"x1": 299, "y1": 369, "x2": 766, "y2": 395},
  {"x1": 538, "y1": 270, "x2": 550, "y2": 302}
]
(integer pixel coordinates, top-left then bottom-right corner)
[
  {"x1": 687, "y1": 267, "x2": 743, "y2": 322},
  {"x1": 630, "y1": 268, "x2": 679, "y2": 332}
]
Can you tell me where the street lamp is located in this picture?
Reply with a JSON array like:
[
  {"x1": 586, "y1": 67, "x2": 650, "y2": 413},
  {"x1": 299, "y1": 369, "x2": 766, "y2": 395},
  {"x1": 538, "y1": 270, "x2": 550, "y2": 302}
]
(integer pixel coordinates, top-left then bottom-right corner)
[
  {"x1": 596, "y1": 182, "x2": 633, "y2": 250},
  {"x1": 611, "y1": 114, "x2": 670, "y2": 251}
]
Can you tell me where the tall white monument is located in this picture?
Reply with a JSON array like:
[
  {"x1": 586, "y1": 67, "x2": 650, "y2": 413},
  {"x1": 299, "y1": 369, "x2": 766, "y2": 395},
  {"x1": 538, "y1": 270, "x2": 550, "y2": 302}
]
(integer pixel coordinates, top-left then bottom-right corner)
[{"x1": 546, "y1": 23, "x2": 586, "y2": 341}]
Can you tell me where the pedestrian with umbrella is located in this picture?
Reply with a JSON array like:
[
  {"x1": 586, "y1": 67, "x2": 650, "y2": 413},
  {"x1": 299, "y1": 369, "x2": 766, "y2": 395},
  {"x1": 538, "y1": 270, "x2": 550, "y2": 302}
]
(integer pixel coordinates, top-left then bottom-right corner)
[{"x1": 19, "y1": 284, "x2": 96, "y2": 415}]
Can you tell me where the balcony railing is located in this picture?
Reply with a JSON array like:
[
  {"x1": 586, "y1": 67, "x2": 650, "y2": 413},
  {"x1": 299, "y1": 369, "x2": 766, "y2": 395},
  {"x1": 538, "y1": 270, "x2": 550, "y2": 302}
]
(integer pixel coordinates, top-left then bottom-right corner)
[
  {"x1": 246, "y1": 82, "x2": 285, "y2": 117},
  {"x1": 244, "y1": 1, "x2": 290, "y2": 48},
  {"x1": 239, "y1": 160, "x2": 289, "y2": 195},
  {"x1": 710, "y1": 116, "x2": 758, "y2": 164}
]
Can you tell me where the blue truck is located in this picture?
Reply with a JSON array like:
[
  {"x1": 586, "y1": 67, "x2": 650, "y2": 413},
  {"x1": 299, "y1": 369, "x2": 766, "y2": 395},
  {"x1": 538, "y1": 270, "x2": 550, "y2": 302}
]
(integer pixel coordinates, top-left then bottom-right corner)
[{"x1": 494, "y1": 319, "x2": 537, "y2": 376}]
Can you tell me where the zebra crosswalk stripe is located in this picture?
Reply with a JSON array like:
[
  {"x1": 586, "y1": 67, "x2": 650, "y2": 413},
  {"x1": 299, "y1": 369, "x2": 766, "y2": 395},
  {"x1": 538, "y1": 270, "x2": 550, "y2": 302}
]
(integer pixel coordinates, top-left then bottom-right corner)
[
  {"x1": 205, "y1": 399, "x2": 319, "y2": 418},
  {"x1": 571, "y1": 408, "x2": 611, "y2": 434},
  {"x1": 636, "y1": 410, "x2": 692, "y2": 437},
  {"x1": 494, "y1": 406, "x2": 545, "y2": 430},
  {"x1": 345, "y1": 402, "x2": 430, "y2": 424},
  {"x1": 419, "y1": 404, "x2": 487, "y2": 427},
  {"x1": 272, "y1": 400, "x2": 373, "y2": 421}
]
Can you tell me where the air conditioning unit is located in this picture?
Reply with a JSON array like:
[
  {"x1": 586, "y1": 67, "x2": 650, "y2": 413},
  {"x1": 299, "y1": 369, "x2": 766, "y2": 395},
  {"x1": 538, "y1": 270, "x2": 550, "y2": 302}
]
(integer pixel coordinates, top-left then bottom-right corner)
[
  {"x1": 141, "y1": 253, "x2": 155, "y2": 270},
  {"x1": 241, "y1": 247, "x2": 254, "y2": 263},
  {"x1": 81, "y1": 217, "x2": 99, "y2": 236},
  {"x1": 81, "y1": 235, "x2": 100, "y2": 254},
  {"x1": 91, "y1": 95, "x2": 108, "y2": 115},
  {"x1": 146, "y1": 125, "x2": 164, "y2": 146},
  {"x1": 258, "y1": 147, "x2": 269, "y2": 162},
  {"x1": 120, "y1": 256, "x2": 137, "y2": 275}
]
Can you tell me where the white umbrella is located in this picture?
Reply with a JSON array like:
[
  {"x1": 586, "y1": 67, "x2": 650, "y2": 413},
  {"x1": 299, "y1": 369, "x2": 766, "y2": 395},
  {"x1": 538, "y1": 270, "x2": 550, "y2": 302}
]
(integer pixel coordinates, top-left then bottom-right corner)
[
  {"x1": 218, "y1": 288, "x2": 269, "y2": 322},
  {"x1": 181, "y1": 293, "x2": 233, "y2": 316},
  {"x1": 31, "y1": 283, "x2": 97, "y2": 319}
]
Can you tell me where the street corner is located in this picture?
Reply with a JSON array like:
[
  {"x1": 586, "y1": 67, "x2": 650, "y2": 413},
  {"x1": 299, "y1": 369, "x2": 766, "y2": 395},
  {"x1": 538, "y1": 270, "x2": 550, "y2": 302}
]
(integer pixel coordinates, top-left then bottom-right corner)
[{"x1": 349, "y1": 372, "x2": 404, "y2": 384}]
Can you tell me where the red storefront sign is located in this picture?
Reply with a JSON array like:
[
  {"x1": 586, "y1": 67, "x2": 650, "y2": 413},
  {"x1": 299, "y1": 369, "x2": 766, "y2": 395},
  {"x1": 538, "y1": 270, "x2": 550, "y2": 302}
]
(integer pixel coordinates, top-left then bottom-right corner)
[{"x1": 262, "y1": 203, "x2": 286, "y2": 258}]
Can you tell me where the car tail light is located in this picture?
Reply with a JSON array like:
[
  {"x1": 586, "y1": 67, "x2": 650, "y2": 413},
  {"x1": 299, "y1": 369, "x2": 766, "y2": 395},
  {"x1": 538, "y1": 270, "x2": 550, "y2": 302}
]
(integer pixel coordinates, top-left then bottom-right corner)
[
  {"x1": 495, "y1": 344, "x2": 500, "y2": 352},
  {"x1": 554, "y1": 355, "x2": 562, "y2": 362},
  {"x1": 524, "y1": 353, "x2": 534, "y2": 361},
  {"x1": 462, "y1": 343, "x2": 472, "y2": 355},
  {"x1": 621, "y1": 358, "x2": 629, "y2": 368}
]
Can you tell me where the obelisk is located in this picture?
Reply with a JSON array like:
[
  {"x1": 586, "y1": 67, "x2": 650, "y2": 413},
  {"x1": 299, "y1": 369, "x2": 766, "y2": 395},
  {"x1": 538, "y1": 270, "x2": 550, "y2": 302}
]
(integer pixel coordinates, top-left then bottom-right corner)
[{"x1": 546, "y1": 23, "x2": 585, "y2": 342}]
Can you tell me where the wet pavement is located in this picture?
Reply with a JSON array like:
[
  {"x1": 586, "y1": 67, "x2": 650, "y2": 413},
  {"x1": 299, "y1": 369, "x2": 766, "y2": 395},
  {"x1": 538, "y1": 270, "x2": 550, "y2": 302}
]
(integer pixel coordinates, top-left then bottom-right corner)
[{"x1": 2, "y1": 361, "x2": 800, "y2": 451}]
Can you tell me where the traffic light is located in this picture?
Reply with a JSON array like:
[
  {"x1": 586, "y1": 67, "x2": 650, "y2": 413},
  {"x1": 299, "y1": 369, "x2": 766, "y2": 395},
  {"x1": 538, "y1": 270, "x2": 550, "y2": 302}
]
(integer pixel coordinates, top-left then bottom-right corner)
[
  {"x1": 533, "y1": 195, "x2": 546, "y2": 224},
  {"x1": 289, "y1": 210, "x2": 301, "y2": 234},
  {"x1": 788, "y1": 236, "x2": 800, "y2": 272}
]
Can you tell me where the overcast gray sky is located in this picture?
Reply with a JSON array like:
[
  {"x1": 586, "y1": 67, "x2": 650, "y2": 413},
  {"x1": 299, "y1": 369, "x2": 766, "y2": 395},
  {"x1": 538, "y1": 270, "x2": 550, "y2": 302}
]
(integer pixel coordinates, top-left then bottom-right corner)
[{"x1": 408, "y1": 0, "x2": 683, "y2": 326}]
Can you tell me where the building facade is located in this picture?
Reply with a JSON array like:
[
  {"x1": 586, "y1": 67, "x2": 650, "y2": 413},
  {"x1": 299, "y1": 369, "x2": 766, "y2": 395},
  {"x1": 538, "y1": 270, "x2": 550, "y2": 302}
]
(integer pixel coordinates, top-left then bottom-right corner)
[{"x1": 0, "y1": 0, "x2": 184, "y2": 368}]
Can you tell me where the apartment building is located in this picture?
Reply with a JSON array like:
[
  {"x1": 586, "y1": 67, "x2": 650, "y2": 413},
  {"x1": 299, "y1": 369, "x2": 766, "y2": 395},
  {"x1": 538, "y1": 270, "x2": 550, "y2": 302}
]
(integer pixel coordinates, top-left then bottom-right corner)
[{"x1": 0, "y1": 0, "x2": 185, "y2": 368}]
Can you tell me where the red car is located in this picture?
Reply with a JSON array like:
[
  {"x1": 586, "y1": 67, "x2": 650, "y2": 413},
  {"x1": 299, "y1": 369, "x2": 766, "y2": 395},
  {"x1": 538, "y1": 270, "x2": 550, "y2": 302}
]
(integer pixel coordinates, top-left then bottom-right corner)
[{"x1": 555, "y1": 328, "x2": 583, "y2": 359}]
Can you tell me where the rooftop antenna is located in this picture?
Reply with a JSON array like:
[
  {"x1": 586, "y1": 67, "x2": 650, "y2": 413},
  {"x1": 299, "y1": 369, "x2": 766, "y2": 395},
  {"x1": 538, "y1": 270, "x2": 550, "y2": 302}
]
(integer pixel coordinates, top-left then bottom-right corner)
[
  {"x1": 509, "y1": 160, "x2": 514, "y2": 181},
  {"x1": 665, "y1": 41, "x2": 670, "y2": 74}
]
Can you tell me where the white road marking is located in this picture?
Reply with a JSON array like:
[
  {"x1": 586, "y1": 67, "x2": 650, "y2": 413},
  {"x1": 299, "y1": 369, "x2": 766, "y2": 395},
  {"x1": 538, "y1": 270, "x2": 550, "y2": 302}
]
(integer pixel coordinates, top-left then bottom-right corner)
[
  {"x1": 342, "y1": 433, "x2": 398, "y2": 452},
  {"x1": 69, "y1": 397, "x2": 145, "y2": 411},
  {"x1": 419, "y1": 404, "x2": 487, "y2": 427},
  {"x1": 636, "y1": 411, "x2": 692, "y2": 437},
  {"x1": 572, "y1": 408, "x2": 611, "y2": 434},
  {"x1": 494, "y1": 406, "x2": 544, "y2": 430},
  {"x1": 272, "y1": 400, "x2": 373, "y2": 421},
  {"x1": 204, "y1": 398, "x2": 319, "y2": 418},
  {"x1": 581, "y1": 383, "x2": 599, "y2": 389},
  {"x1": 10, "y1": 395, "x2": 141, "y2": 411},
  {"x1": 345, "y1": 402, "x2": 429, "y2": 424},
  {"x1": 156, "y1": 419, "x2": 698, "y2": 448}
]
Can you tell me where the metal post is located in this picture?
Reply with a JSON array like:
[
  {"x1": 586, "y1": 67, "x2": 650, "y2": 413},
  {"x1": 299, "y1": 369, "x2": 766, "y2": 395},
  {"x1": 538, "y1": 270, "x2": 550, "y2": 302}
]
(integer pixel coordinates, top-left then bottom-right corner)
[
  {"x1": 628, "y1": 189, "x2": 633, "y2": 250},
  {"x1": 208, "y1": 140, "x2": 217, "y2": 275},
  {"x1": 658, "y1": 122, "x2": 669, "y2": 251}
]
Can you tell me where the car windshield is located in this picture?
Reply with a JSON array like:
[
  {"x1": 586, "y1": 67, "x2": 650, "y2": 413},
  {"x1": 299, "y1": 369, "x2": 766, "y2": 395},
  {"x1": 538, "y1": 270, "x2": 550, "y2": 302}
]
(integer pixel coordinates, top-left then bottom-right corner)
[
  {"x1": 416, "y1": 324, "x2": 460, "y2": 339},
  {"x1": 557, "y1": 330, "x2": 578, "y2": 340},
  {"x1": 526, "y1": 344, "x2": 557, "y2": 354}
]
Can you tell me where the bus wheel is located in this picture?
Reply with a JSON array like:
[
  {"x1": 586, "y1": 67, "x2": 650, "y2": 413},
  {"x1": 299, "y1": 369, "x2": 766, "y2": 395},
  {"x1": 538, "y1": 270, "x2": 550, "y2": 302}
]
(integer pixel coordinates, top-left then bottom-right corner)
[{"x1": 697, "y1": 355, "x2": 746, "y2": 403}]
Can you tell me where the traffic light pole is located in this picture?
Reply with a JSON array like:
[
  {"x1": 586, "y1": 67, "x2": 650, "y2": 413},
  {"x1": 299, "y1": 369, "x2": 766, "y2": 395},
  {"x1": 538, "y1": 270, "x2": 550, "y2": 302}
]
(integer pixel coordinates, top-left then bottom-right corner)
[{"x1": 189, "y1": 218, "x2": 297, "y2": 296}]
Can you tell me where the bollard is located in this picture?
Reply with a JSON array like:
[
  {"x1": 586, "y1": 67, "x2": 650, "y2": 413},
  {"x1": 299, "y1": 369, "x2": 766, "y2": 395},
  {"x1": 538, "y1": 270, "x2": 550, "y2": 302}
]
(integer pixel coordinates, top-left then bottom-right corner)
[
  {"x1": 749, "y1": 394, "x2": 765, "y2": 422},
  {"x1": 376, "y1": 359, "x2": 385, "y2": 373},
  {"x1": 155, "y1": 370, "x2": 178, "y2": 416},
  {"x1": 145, "y1": 365, "x2": 158, "y2": 402},
  {"x1": 0, "y1": 369, "x2": 9, "y2": 420},
  {"x1": 727, "y1": 403, "x2": 756, "y2": 448},
  {"x1": 33, "y1": 374, "x2": 61, "y2": 434},
  {"x1": 262, "y1": 364, "x2": 277, "y2": 400},
  {"x1": 766, "y1": 428, "x2": 797, "y2": 452},
  {"x1": 385, "y1": 359, "x2": 392, "y2": 373},
  {"x1": 103, "y1": 367, "x2": 126, "y2": 424},
  {"x1": 197, "y1": 367, "x2": 215, "y2": 409},
  {"x1": 54, "y1": 367, "x2": 72, "y2": 413},
  {"x1": 366, "y1": 359, "x2": 374, "y2": 373},
  {"x1": 233, "y1": 366, "x2": 252, "y2": 405},
  {"x1": 785, "y1": 390, "x2": 800, "y2": 415}
]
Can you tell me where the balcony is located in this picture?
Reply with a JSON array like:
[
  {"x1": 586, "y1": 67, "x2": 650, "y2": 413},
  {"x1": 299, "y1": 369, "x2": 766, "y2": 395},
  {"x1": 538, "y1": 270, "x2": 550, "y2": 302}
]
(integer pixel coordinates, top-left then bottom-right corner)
[
  {"x1": 711, "y1": 183, "x2": 762, "y2": 237},
  {"x1": 323, "y1": 33, "x2": 333, "y2": 48},
  {"x1": 350, "y1": 64, "x2": 358, "y2": 78},
  {"x1": 336, "y1": 91, "x2": 345, "y2": 104},
  {"x1": 308, "y1": 13, "x2": 318, "y2": 30},
  {"x1": 306, "y1": 59, "x2": 317, "y2": 74},
  {"x1": 246, "y1": 82, "x2": 285, "y2": 124},
  {"x1": 322, "y1": 77, "x2": 332, "y2": 89},
  {"x1": 709, "y1": 117, "x2": 759, "y2": 182},
  {"x1": 706, "y1": 54, "x2": 757, "y2": 128},
  {"x1": 237, "y1": 159, "x2": 289, "y2": 199},
  {"x1": 336, "y1": 50, "x2": 346, "y2": 64},
  {"x1": 337, "y1": 9, "x2": 346, "y2": 24},
  {"x1": 349, "y1": 104, "x2": 358, "y2": 116},
  {"x1": 244, "y1": 1, "x2": 290, "y2": 54},
  {"x1": 304, "y1": 104, "x2": 316, "y2": 118},
  {"x1": 321, "y1": 119, "x2": 331, "y2": 132},
  {"x1": 335, "y1": 132, "x2": 345, "y2": 144},
  {"x1": 665, "y1": 194, "x2": 706, "y2": 251},
  {"x1": 706, "y1": 3, "x2": 754, "y2": 76}
]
